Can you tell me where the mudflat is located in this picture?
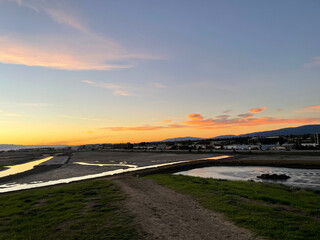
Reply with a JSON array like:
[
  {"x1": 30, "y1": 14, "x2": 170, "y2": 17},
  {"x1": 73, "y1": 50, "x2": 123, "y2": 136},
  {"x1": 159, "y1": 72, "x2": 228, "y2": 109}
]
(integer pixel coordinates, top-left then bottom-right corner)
[{"x1": 1, "y1": 151, "x2": 320, "y2": 186}]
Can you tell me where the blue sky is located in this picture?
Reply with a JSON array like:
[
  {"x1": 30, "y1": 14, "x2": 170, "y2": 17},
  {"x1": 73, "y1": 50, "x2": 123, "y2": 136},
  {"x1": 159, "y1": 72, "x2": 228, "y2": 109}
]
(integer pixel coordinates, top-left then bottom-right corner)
[{"x1": 0, "y1": 0, "x2": 319, "y2": 145}]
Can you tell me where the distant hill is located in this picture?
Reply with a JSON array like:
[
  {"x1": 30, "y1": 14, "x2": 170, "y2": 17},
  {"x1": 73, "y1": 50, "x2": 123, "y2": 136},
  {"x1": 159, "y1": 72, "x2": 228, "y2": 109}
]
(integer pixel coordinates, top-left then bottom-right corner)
[
  {"x1": 161, "y1": 137, "x2": 205, "y2": 142},
  {"x1": 160, "y1": 125, "x2": 320, "y2": 142},
  {"x1": 0, "y1": 144, "x2": 70, "y2": 151},
  {"x1": 238, "y1": 125, "x2": 320, "y2": 137},
  {"x1": 212, "y1": 135, "x2": 237, "y2": 139}
]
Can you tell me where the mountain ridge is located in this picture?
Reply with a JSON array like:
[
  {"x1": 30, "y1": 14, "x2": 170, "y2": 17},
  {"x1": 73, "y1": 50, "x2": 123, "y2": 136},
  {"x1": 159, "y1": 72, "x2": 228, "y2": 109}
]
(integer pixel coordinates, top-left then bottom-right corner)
[{"x1": 160, "y1": 124, "x2": 320, "y2": 142}]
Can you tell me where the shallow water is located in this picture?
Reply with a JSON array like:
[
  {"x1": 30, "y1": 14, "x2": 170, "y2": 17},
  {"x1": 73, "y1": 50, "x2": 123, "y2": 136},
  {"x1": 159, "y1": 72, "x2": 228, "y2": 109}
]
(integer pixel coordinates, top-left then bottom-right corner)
[
  {"x1": 0, "y1": 155, "x2": 230, "y2": 193},
  {"x1": 73, "y1": 162, "x2": 138, "y2": 168},
  {"x1": 0, "y1": 156, "x2": 53, "y2": 178},
  {"x1": 176, "y1": 166, "x2": 320, "y2": 190}
]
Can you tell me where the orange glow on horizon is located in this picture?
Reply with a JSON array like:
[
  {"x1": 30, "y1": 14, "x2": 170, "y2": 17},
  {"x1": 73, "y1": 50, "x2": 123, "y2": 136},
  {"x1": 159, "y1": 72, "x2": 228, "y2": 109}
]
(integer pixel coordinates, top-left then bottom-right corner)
[{"x1": 2, "y1": 110, "x2": 320, "y2": 146}]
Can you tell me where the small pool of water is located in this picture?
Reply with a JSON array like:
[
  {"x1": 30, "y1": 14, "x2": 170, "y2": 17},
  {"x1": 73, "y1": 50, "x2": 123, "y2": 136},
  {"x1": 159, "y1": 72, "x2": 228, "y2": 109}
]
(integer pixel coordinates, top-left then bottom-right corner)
[
  {"x1": 0, "y1": 157, "x2": 53, "y2": 178},
  {"x1": 176, "y1": 166, "x2": 320, "y2": 190}
]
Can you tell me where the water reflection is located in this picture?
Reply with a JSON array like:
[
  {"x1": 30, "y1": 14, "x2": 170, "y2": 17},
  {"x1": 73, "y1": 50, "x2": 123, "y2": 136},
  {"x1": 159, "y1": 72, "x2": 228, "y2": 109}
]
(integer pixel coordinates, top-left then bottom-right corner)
[
  {"x1": 73, "y1": 162, "x2": 137, "y2": 168},
  {"x1": 176, "y1": 166, "x2": 320, "y2": 190},
  {"x1": 0, "y1": 155, "x2": 230, "y2": 193},
  {"x1": 0, "y1": 157, "x2": 53, "y2": 178}
]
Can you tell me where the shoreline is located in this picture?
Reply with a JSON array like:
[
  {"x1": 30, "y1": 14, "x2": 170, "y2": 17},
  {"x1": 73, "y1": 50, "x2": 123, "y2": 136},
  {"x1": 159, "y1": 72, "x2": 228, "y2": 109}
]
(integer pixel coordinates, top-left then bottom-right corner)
[{"x1": 0, "y1": 151, "x2": 319, "y2": 193}]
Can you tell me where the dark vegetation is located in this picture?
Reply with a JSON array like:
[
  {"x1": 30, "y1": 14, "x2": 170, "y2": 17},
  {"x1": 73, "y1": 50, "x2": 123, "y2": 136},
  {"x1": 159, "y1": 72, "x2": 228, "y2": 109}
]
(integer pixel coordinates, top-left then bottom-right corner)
[
  {"x1": 0, "y1": 180, "x2": 142, "y2": 240},
  {"x1": 257, "y1": 173, "x2": 290, "y2": 180},
  {"x1": 147, "y1": 174, "x2": 320, "y2": 240}
]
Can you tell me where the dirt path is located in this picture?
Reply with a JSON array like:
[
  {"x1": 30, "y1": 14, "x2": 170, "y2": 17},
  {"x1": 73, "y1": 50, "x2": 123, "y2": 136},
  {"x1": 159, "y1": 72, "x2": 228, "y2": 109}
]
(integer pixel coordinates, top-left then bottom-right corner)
[{"x1": 113, "y1": 177, "x2": 262, "y2": 240}]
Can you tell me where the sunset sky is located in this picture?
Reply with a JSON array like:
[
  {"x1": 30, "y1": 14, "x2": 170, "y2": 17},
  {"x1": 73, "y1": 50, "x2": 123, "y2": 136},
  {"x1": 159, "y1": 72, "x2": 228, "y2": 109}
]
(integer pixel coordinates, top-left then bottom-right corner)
[{"x1": 0, "y1": 0, "x2": 320, "y2": 145}]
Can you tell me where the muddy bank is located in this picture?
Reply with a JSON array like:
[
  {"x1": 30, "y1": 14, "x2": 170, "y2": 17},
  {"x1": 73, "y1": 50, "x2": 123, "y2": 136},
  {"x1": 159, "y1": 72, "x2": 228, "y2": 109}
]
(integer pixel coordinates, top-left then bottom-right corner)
[
  {"x1": 0, "y1": 151, "x2": 65, "y2": 167},
  {"x1": 0, "y1": 151, "x2": 319, "y2": 192},
  {"x1": 131, "y1": 156, "x2": 320, "y2": 178}
]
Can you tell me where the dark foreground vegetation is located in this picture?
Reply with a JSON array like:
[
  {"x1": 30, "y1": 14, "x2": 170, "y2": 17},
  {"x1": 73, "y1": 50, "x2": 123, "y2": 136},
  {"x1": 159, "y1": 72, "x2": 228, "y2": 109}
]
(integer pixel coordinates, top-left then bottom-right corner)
[
  {"x1": 1, "y1": 174, "x2": 320, "y2": 240},
  {"x1": 0, "y1": 180, "x2": 142, "y2": 240},
  {"x1": 147, "y1": 174, "x2": 320, "y2": 240}
]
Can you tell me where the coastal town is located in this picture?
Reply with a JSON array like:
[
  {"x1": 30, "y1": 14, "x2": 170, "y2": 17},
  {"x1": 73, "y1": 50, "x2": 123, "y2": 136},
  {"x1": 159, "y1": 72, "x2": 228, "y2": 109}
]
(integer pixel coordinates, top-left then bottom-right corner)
[
  {"x1": 2, "y1": 132, "x2": 319, "y2": 153},
  {"x1": 79, "y1": 133, "x2": 320, "y2": 152}
]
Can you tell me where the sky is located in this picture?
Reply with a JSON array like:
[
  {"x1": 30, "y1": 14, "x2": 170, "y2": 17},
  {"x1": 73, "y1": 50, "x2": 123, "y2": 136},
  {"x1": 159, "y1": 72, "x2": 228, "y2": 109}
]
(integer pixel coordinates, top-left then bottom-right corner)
[{"x1": 0, "y1": 0, "x2": 320, "y2": 145}]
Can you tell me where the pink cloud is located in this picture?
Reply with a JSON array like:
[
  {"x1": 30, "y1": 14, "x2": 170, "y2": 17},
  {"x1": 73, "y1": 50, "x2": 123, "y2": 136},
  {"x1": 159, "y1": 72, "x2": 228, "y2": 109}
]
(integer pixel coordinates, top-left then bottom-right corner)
[
  {"x1": 303, "y1": 105, "x2": 320, "y2": 112},
  {"x1": 102, "y1": 112, "x2": 320, "y2": 132},
  {"x1": 186, "y1": 113, "x2": 203, "y2": 121},
  {"x1": 249, "y1": 107, "x2": 267, "y2": 113},
  {"x1": 1, "y1": 2, "x2": 161, "y2": 71}
]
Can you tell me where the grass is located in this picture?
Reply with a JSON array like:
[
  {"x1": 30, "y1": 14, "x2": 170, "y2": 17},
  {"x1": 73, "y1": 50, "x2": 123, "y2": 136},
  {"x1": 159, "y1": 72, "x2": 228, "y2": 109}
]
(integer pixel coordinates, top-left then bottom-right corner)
[
  {"x1": 146, "y1": 174, "x2": 320, "y2": 240},
  {"x1": 0, "y1": 179, "x2": 142, "y2": 240}
]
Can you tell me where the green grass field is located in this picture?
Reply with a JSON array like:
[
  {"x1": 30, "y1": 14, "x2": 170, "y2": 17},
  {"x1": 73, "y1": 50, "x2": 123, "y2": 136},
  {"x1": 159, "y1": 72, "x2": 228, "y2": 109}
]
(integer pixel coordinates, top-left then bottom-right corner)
[
  {"x1": 0, "y1": 180, "x2": 142, "y2": 240},
  {"x1": 1, "y1": 174, "x2": 320, "y2": 240},
  {"x1": 147, "y1": 174, "x2": 320, "y2": 240}
]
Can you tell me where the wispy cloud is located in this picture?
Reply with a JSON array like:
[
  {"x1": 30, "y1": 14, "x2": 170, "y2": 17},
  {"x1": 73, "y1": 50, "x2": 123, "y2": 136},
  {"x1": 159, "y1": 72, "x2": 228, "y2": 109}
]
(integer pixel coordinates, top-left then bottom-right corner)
[
  {"x1": 103, "y1": 124, "x2": 186, "y2": 132},
  {"x1": 0, "y1": 102, "x2": 53, "y2": 108},
  {"x1": 305, "y1": 57, "x2": 320, "y2": 67},
  {"x1": 302, "y1": 105, "x2": 320, "y2": 112},
  {"x1": 1, "y1": 0, "x2": 160, "y2": 71},
  {"x1": 83, "y1": 80, "x2": 134, "y2": 96},
  {"x1": 44, "y1": 7, "x2": 88, "y2": 33},
  {"x1": 215, "y1": 115, "x2": 230, "y2": 119},
  {"x1": 0, "y1": 111, "x2": 25, "y2": 117},
  {"x1": 238, "y1": 113, "x2": 254, "y2": 118},
  {"x1": 160, "y1": 120, "x2": 173, "y2": 123},
  {"x1": 61, "y1": 115, "x2": 101, "y2": 121},
  {"x1": 249, "y1": 107, "x2": 267, "y2": 113},
  {"x1": 0, "y1": 35, "x2": 143, "y2": 71},
  {"x1": 150, "y1": 82, "x2": 167, "y2": 89},
  {"x1": 102, "y1": 111, "x2": 320, "y2": 132},
  {"x1": 9, "y1": 0, "x2": 89, "y2": 32},
  {"x1": 222, "y1": 109, "x2": 232, "y2": 113},
  {"x1": 186, "y1": 113, "x2": 203, "y2": 121},
  {"x1": 19, "y1": 103, "x2": 53, "y2": 107}
]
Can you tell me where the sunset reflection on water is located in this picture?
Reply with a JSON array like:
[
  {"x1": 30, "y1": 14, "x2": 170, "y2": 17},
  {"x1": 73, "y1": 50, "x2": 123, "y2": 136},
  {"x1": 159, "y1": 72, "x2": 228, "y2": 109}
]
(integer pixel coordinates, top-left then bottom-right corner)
[{"x1": 176, "y1": 166, "x2": 320, "y2": 190}]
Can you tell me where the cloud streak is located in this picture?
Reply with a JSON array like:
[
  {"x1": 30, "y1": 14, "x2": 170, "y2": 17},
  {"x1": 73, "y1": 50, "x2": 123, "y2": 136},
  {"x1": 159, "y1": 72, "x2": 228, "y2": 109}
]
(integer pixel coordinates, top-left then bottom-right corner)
[
  {"x1": 0, "y1": 110, "x2": 25, "y2": 117},
  {"x1": 83, "y1": 80, "x2": 133, "y2": 96},
  {"x1": 1, "y1": 0, "x2": 160, "y2": 71},
  {"x1": 305, "y1": 57, "x2": 320, "y2": 67},
  {"x1": 102, "y1": 112, "x2": 320, "y2": 132},
  {"x1": 150, "y1": 82, "x2": 167, "y2": 89},
  {"x1": 0, "y1": 35, "x2": 137, "y2": 71},
  {"x1": 186, "y1": 113, "x2": 203, "y2": 121},
  {"x1": 303, "y1": 105, "x2": 320, "y2": 112},
  {"x1": 9, "y1": 0, "x2": 90, "y2": 32},
  {"x1": 249, "y1": 107, "x2": 267, "y2": 113}
]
